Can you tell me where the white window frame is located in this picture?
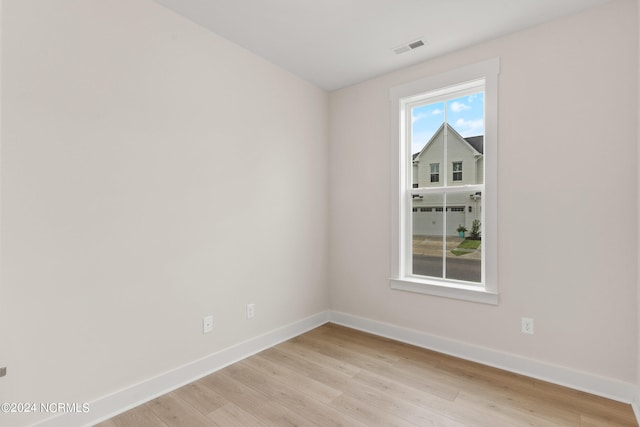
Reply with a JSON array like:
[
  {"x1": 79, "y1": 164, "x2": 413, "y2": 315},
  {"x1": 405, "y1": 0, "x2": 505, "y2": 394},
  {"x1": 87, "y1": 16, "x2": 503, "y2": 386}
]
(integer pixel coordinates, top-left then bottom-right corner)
[
  {"x1": 389, "y1": 58, "x2": 499, "y2": 305},
  {"x1": 452, "y1": 161, "x2": 463, "y2": 181},
  {"x1": 430, "y1": 163, "x2": 440, "y2": 183}
]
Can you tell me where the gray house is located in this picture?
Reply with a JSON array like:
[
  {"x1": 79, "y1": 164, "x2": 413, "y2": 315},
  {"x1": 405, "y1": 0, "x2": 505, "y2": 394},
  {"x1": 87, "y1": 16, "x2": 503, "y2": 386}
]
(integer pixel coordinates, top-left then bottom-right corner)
[{"x1": 412, "y1": 123, "x2": 483, "y2": 236}]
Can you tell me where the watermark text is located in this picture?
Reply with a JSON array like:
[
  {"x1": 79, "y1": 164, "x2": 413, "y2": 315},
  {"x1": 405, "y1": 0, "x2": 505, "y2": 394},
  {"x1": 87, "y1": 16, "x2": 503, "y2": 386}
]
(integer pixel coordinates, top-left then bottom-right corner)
[{"x1": 1, "y1": 402, "x2": 90, "y2": 414}]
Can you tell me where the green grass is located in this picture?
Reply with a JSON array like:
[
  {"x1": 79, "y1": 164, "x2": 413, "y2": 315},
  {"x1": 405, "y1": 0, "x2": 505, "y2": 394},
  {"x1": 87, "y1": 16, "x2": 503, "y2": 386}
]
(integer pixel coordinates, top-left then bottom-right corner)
[
  {"x1": 458, "y1": 239, "x2": 481, "y2": 250},
  {"x1": 451, "y1": 239, "x2": 481, "y2": 256}
]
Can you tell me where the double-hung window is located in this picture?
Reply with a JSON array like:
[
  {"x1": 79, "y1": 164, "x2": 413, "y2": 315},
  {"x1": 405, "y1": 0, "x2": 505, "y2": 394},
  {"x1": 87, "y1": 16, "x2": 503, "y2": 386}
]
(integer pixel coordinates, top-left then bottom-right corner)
[
  {"x1": 452, "y1": 162, "x2": 463, "y2": 181},
  {"x1": 390, "y1": 58, "x2": 499, "y2": 304},
  {"x1": 430, "y1": 163, "x2": 440, "y2": 182}
]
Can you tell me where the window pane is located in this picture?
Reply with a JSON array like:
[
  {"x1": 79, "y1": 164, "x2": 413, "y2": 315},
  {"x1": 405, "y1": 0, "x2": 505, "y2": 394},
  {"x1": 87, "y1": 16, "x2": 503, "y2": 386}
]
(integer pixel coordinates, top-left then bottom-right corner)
[
  {"x1": 412, "y1": 192, "x2": 483, "y2": 284},
  {"x1": 405, "y1": 82, "x2": 487, "y2": 286},
  {"x1": 428, "y1": 163, "x2": 439, "y2": 183},
  {"x1": 446, "y1": 93, "x2": 484, "y2": 186},
  {"x1": 445, "y1": 196, "x2": 481, "y2": 284},
  {"x1": 412, "y1": 102, "x2": 444, "y2": 188},
  {"x1": 412, "y1": 193, "x2": 443, "y2": 278}
]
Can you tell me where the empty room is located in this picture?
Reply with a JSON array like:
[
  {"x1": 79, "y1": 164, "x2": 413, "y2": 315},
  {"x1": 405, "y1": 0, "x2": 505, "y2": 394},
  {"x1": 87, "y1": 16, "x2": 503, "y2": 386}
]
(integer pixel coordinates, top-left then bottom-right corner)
[{"x1": 1, "y1": 0, "x2": 639, "y2": 426}]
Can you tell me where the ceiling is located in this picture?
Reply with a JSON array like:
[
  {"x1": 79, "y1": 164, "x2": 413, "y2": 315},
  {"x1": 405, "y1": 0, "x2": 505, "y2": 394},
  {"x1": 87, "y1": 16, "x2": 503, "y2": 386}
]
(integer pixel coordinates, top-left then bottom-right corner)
[{"x1": 154, "y1": 0, "x2": 610, "y2": 91}]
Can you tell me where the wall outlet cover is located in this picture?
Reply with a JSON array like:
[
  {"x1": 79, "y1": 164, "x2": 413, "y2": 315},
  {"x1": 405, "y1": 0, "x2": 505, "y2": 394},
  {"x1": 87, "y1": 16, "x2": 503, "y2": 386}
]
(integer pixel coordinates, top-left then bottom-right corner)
[
  {"x1": 203, "y1": 315, "x2": 214, "y2": 334},
  {"x1": 247, "y1": 303, "x2": 255, "y2": 319},
  {"x1": 521, "y1": 317, "x2": 534, "y2": 335}
]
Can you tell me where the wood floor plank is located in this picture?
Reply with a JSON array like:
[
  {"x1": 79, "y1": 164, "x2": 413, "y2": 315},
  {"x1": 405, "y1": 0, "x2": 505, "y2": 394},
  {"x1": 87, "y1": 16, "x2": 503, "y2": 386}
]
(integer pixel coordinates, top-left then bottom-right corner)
[
  {"x1": 225, "y1": 360, "x2": 368, "y2": 427},
  {"x1": 107, "y1": 402, "x2": 170, "y2": 427},
  {"x1": 454, "y1": 390, "x2": 571, "y2": 427},
  {"x1": 243, "y1": 353, "x2": 343, "y2": 403},
  {"x1": 397, "y1": 356, "x2": 588, "y2": 426},
  {"x1": 346, "y1": 369, "x2": 499, "y2": 427},
  {"x1": 341, "y1": 375, "x2": 472, "y2": 427},
  {"x1": 300, "y1": 327, "x2": 403, "y2": 365},
  {"x1": 276, "y1": 339, "x2": 362, "y2": 377},
  {"x1": 310, "y1": 328, "x2": 461, "y2": 402},
  {"x1": 581, "y1": 412, "x2": 638, "y2": 427},
  {"x1": 259, "y1": 346, "x2": 356, "y2": 390},
  {"x1": 207, "y1": 402, "x2": 268, "y2": 427},
  {"x1": 148, "y1": 393, "x2": 219, "y2": 427},
  {"x1": 98, "y1": 324, "x2": 637, "y2": 427},
  {"x1": 306, "y1": 325, "x2": 404, "y2": 364},
  {"x1": 399, "y1": 356, "x2": 632, "y2": 426},
  {"x1": 292, "y1": 332, "x2": 397, "y2": 373},
  {"x1": 172, "y1": 381, "x2": 228, "y2": 416},
  {"x1": 318, "y1": 323, "x2": 443, "y2": 366},
  {"x1": 363, "y1": 356, "x2": 461, "y2": 401},
  {"x1": 329, "y1": 393, "x2": 421, "y2": 427},
  {"x1": 200, "y1": 370, "x2": 316, "y2": 427},
  {"x1": 350, "y1": 369, "x2": 465, "y2": 417},
  {"x1": 528, "y1": 379, "x2": 637, "y2": 426}
]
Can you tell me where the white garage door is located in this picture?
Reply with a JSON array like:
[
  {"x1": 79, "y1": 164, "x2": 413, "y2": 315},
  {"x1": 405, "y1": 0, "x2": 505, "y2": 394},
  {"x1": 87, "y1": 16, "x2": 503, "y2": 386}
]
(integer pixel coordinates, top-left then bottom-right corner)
[{"x1": 412, "y1": 207, "x2": 465, "y2": 236}]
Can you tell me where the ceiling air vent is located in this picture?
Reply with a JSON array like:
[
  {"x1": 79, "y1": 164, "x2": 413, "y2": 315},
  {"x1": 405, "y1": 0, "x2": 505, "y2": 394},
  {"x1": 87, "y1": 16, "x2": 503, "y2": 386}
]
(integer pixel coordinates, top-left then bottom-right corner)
[{"x1": 393, "y1": 39, "x2": 425, "y2": 55}]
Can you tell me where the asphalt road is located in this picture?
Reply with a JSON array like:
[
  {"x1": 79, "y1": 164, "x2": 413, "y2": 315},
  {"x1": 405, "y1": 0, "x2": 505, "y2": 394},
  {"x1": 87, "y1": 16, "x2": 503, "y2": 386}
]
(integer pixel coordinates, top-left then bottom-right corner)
[{"x1": 412, "y1": 254, "x2": 481, "y2": 283}]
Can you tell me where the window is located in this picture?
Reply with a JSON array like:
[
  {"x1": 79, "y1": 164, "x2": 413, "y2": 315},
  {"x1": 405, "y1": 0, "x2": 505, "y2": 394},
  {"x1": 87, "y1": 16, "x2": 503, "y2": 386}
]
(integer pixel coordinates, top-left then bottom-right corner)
[
  {"x1": 430, "y1": 163, "x2": 440, "y2": 182},
  {"x1": 452, "y1": 162, "x2": 462, "y2": 181},
  {"x1": 390, "y1": 58, "x2": 499, "y2": 304}
]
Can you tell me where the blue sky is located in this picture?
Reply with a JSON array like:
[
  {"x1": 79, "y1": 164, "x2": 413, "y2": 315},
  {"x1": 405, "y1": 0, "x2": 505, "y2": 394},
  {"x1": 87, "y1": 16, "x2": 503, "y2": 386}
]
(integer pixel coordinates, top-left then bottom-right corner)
[{"x1": 411, "y1": 92, "x2": 484, "y2": 154}]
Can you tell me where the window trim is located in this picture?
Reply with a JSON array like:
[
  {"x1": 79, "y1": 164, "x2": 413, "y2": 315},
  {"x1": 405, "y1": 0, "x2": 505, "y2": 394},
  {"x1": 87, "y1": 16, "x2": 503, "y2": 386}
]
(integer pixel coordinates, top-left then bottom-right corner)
[
  {"x1": 452, "y1": 161, "x2": 463, "y2": 181},
  {"x1": 389, "y1": 58, "x2": 499, "y2": 305},
  {"x1": 430, "y1": 163, "x2": 440, "y2": 183}
]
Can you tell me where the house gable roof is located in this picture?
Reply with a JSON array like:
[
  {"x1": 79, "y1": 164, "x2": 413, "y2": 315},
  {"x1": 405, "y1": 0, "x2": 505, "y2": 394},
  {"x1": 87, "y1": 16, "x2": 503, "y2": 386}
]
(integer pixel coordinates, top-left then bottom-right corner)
[
  {"x1": 464, "y1": 135, "x2": 484, "y2": 155},
  {"x1": 413, "y1": 123, "x2": 483, "y2": 161}
]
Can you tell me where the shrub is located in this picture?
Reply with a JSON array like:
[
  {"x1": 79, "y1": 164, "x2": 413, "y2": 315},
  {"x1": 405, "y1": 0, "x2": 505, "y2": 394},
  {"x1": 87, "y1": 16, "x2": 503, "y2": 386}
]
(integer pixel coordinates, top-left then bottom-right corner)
[{"x1": 469, "y1": 219, "x2": 481, "y2": 240}]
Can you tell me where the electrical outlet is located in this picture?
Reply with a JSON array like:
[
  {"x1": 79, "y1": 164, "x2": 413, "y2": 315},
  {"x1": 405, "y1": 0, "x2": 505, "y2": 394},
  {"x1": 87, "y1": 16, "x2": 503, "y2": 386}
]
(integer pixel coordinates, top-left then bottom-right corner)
[
  {"x1": 521, "y1": 317, "x2": 534, "y2": 335},
  {"x1": 203, "y1": 315, "x2": 213, "y2": 334},
  {"x1": 247, "y1": 303, "x2": 255, "y2": 319}
]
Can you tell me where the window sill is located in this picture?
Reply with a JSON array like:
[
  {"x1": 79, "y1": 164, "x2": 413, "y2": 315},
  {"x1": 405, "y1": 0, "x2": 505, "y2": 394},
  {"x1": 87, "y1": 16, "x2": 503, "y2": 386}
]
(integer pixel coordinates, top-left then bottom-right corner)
[{"x1": 390, "y1": 278, "x2": 499, "y2": 305}]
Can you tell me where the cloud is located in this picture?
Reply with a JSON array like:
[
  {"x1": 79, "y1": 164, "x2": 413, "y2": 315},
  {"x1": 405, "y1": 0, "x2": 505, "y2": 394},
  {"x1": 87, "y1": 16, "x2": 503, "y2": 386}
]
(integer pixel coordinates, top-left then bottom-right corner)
[
  {"x1": 450, "y1": 101, "x2": 470, "y2": 113},
  {"x1": 411, "y1": 111, "x2": 429, "y2": 123},
  {"x1": 413, "y1": 107, "x2": 443, "y2": 124},
  {"x1": 454, "y1": 118, "x2": 484, "y2": 137}
]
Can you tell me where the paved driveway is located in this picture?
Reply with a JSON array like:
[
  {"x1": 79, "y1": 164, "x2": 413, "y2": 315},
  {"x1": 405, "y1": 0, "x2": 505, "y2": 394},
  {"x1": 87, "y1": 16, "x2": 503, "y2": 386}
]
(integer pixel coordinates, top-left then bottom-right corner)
[{"x1": 412, "y1": 235, "x2": 481, "y2": 260}]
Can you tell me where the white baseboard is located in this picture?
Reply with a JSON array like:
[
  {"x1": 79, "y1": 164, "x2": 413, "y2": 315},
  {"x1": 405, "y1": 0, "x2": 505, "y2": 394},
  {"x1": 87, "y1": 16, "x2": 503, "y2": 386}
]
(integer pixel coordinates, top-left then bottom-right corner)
[
  {"x1": 328, "y1": 310, "x2": 636, "y2": 405},
  {"x1": 632, "y1": 391, "x2": 640, "y2": 425},
  {"x1": 34, "y1": 311, "x2": 330, "y2": 427},
  {"x1": 33, "y1": 309, "x2": 637, "y2": 426}
]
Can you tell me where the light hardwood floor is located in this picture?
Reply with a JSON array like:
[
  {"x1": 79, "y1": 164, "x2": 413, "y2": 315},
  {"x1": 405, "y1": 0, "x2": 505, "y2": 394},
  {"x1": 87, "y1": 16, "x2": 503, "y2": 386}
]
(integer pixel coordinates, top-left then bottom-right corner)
[{"x1": 96, "y1": 323, "x2": 637, "y2": 426}]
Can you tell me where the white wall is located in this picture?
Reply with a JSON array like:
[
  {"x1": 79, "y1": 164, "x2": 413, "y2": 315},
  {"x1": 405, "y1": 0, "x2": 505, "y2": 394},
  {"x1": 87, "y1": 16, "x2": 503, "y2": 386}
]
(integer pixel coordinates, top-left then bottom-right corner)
[
  {"x1": 330, "y1": 0, "x2": 638, "y2": 384},
  {"x1": 637, "y1": 0, "x2": 640, "y2": 410},
  {"x1": 1, "y1": 0, "x2": 639, "y2": 425},
  {"x1": 0, "y1": 1, "x2": 329, "y2": 425}
]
